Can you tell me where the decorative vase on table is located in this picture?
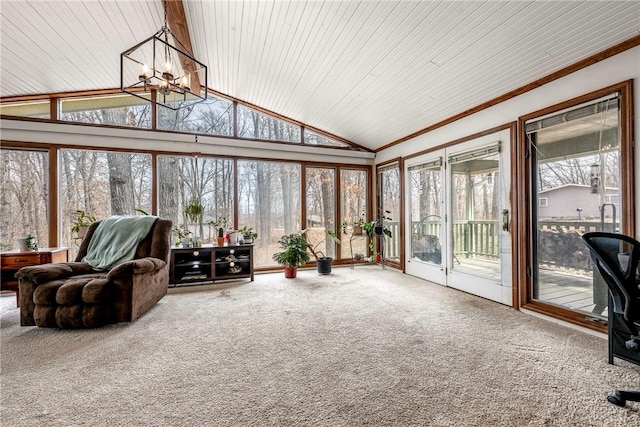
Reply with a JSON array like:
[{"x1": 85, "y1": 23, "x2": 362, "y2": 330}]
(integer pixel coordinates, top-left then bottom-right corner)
[{"x1": 17, "y1": 239, "x2": 28, "y2": 252}]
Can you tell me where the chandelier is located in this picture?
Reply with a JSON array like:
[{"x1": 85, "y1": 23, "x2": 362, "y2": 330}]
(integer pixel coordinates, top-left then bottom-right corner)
[{"x1": 120, "y1": 0, "x2": 207, "y2": 110}]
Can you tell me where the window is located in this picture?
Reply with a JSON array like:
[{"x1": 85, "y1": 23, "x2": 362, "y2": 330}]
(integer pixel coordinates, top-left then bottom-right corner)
[
  {"x1": 408, "y1": 159, "x2": 442, "y2": 265},
  {"x1": 525, "y1": 92, "x2": 624, "y2": 321},
  {"x1": 59, "y1": 149, "x2": 152, "y2": 257},
  {"x1": 0, "y1": 148, "x2": 49, "y2": 250},
  {"x1": 158, "y1": 95, "x2": 233, "y2": 136},
  {"x1": 379, "y1": 162, "x2": 401, "y2": 263},
  {"x1": 60, "y1": 94, "x2": 152, "y2": 128},
  {"x1": 304, "y1": 129, "x2": 350, "y2": 148},
  {"x1": 238, "y1": 161, "x2": 301, "y2": 267},
  {"x1": 237, "y1": 105, "x2": 301, "y2": 142},
  {"x1": 0, "y1": 100, "x2": 50, "y2": 119},
  {"x1": 340, "y1": 169, "x2": 368, "y2": 259},
  {"x1": 158, "y1": 155, "x2": 234, "y2": 244},
  {"x1": 306, "y1": 167, "x2": 337, "y2": 259}
]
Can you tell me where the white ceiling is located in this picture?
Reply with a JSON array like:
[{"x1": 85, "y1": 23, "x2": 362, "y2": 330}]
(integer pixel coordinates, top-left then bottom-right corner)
[{"x1": 1, "y1": 1, "x2": 639, "y2": 151}]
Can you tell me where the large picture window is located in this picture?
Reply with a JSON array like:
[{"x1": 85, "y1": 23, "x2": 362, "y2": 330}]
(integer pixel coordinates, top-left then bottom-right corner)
[
  {"x1": 158, "y1": 155, "x2": 234, "y2": 244},
  {"x1": 306, "y1": 167, "x2": 337, "y2": 259},
  {"x1": 238, "y1": 161, "x2": 301, "y2": 267},
  {"x1": 0, "y1": 148, "x2": 49, "y2": 250},
  {"x1": 340, "y1": 169, "x2": 368, "y2": 259},
  {"x1": 518, "y1": 81, "x2": 634, "y2": 330},
  {"x1": 59, "y1": 149, "x2": 152, "y2": 256}
]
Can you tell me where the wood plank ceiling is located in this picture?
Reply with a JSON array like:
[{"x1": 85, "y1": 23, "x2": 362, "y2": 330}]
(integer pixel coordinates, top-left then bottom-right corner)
[{"x1": 1, "y1": 1, "x2": 639, "y2": 151}]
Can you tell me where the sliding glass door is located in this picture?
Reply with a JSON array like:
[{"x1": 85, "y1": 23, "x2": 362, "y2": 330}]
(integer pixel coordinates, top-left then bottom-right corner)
[{"x1": 526, "y1": 93, "x2": 622, "y2": 319}]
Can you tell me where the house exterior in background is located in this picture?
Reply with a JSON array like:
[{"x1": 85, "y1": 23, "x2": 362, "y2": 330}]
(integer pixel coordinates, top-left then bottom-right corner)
[{"x1": 538, "y1": 184, "x2": 618, "y2": 220}]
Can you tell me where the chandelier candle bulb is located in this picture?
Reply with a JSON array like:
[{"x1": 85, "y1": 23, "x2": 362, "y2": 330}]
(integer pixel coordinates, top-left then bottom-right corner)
[
  {"x1": 139, "y1": 64, "x2": 150, "y2": 81},
  {"x1": 180, "y1": 76, "x2": 190, "y2": 91}
]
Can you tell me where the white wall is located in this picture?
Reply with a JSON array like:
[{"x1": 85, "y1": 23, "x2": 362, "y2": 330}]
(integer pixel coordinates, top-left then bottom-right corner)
[
  {"x1": 1, "y1": 119, "x2": 375, "y2": 166},
  {"x1": 376, "y1": 45, "x2": 640, "y2": 230}
]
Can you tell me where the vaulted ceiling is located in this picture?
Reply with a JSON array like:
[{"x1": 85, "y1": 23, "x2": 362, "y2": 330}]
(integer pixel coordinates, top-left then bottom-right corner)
[{"x1": 1, "y1": 1, "x2": 639, "y2": 151}]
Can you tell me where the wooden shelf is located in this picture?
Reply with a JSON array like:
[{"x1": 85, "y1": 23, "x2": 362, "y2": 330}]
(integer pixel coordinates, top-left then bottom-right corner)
[{"x1": 169, "y1": 245, "x2": 254, "y2": 286}]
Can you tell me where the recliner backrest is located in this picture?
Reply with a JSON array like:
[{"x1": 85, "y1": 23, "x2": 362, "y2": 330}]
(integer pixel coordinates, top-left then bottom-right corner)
[{"x1": 75, "y1": 217, "x2": 172, "y2": 265}]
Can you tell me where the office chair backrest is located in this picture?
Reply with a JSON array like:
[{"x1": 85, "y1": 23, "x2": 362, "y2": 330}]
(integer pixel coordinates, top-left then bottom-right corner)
[{"x1": 581, "y1": 232, "x2": 640, "y2": 327}]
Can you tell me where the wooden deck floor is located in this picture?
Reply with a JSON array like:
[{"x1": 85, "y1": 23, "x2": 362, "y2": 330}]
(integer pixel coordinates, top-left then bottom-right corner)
[{"x1": 452, "y1": 257, "x2": 606, "y2": 318}]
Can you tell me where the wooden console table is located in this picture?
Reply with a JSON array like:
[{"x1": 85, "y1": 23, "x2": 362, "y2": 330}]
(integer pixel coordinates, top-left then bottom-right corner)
[
  {"x1": 1, "y1": 247, "x2": 70, "y2": 306},
  {"x1": 170, "y1": 244, "x2": 254, "y2": 286}
]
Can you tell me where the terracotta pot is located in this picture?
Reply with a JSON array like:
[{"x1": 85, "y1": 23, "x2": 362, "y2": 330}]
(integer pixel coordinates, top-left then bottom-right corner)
[
  {"x1": 217, "y1": 237, "x2": 225, "y2": 246},
  {"x1": 284, "y1": 266, "x2": 297, "y2": 279}
]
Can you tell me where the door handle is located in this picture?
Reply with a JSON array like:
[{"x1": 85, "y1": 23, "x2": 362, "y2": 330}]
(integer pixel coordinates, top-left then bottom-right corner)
[{"x1": 502, "y1": 209, "x2": 510, "y2": 232}]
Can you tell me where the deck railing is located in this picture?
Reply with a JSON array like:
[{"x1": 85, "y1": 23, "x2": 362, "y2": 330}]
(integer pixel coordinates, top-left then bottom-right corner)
[{"x1": 382, "y1": 219, "x2": 608, "y2": 264}]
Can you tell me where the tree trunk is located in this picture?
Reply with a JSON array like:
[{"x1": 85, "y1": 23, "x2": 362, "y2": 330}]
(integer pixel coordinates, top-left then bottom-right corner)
[{"x1": 107, "y1": 153, "x2": 135, "y2": 215}]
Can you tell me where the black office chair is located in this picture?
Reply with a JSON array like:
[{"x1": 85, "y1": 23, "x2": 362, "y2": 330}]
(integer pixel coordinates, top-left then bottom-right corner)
[{"x1": 582, "y1": 232, "x2": 640, "y2": 407}]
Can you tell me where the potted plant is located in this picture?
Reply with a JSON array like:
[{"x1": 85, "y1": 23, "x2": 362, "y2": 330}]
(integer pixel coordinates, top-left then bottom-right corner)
[
  {"x1": 17, "y1": 234, "x2": 37, "y2": 252},
  {"x1": 238, "y1": 226, "x2": 258, "y2": 244},
  {"x1": 307, "y1": 229, "x2": 341, "y2": 275},
  {"x1": 272, "y1": 231, "x2": 312, "y2": 278},
  {"x1": 208, "y1": 217, "x2": 227, "y2": 246},
  {"x1": 71, "y1": 210, "x2": 97, "y2": 239},
  {"x1": 184, "y1": 199, "x2": 204, "y2": 224},
  {"x1": 358, "y1": 211, "x2": 392, "y2": 263},
  {"x1": 25, "y1": 234, "x2": 38, "y2": 251},
  {"x1": 172, "y1": 224, "x2": 192, "y2": 247}
]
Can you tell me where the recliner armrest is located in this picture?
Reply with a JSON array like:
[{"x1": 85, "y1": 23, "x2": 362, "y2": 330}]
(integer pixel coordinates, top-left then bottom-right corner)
[
  {"x1": 107, "y1": 257, "x2": 167, "y2": 280},
  {"x1": 15, "y1": 262, "x2": 94, "y2": 284}
]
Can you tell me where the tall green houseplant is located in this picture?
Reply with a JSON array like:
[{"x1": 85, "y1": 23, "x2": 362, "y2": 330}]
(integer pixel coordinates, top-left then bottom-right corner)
[{"x1": 272, "y1": 232, "x2": 312, "y2": 279}]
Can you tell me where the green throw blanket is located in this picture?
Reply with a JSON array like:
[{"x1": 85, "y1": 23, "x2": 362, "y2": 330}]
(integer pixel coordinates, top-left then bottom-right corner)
[{"x1": 83, "y1": 215, "x2": 158, "y2": 271}]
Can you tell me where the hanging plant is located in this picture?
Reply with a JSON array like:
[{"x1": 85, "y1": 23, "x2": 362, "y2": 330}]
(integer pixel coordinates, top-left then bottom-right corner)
[{"x1": 184, "y1": 199, "x2": 204, "y2": 224}]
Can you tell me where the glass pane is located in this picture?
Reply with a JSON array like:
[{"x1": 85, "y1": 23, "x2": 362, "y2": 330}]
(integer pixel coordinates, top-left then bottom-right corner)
[
  {"x1": 60, "y1": 94, "x2": 152, "y2": 128},
  {"x1": 450, "y1": 150, "x2": 501, "y2": 277},
  {"x1": 238, "y1": 161, "x2": 301, "y2": 267},
  {"x1": 237, "y1": 105, "x2": 301, "y2": 142},
  {"x1": 304, "y1": 129, "x2": 350, "y2": 148},
  {"x1": 409, "y1": 162, "x2": 442, "y2": 265},
  {"x1": 379, "y1": 165, "x2": 401, "y2": 263},
  {"x1": 0, "y1": 149, "x2": 49, "y2": 250},
  {"x1": 0, "y1": 100, "x2": 50, "y2": 119},
  {"x1": 59, "y1": 149, "x2": 152, "y2": 258},
  {"x1": 158, "y1": 156, "x2": 234, "y2": 246},
  {"x1": 157, "y1": 95, "x2": 233, "y2": 136},
  {"x1": 340, "y1": 169, "x2": 367, "y2": 260},
  {"x1": 532, "y1": 96, "x2": 620, "y2": 319},
  {"x1": 306, "y1": 167, "x2": 336, "y2": 259}
]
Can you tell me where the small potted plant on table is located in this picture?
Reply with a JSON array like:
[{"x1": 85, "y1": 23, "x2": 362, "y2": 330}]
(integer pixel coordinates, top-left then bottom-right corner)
[
  {"x1": 208, "y1": 217, "x2": 227, "y2": 246},
  {"x1": 172, "y1": 224, "x2": 192, "y2": 247},
  {"x1": 71, "y1": 210, "x2": 97, "y2": 239},
  {"x1": 238, "y1": 226, "x2": 258, "y2": 244}
]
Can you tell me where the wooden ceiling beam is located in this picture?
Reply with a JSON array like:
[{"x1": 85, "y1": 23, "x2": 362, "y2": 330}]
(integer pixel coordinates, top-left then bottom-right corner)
[{"x1": 164, "y1": 0, "x2": 202, "y2": 95}]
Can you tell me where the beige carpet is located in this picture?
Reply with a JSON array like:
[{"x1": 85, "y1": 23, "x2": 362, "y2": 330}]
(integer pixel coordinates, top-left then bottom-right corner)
[{"x1": 1, "y1": 266, "x2": 639, "y2": 426}]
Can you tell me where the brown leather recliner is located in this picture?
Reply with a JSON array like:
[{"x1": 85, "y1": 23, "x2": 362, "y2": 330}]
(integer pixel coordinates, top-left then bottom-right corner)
[{"x1": 17, "y1": 217, "x2": 172, "y2": 328}]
